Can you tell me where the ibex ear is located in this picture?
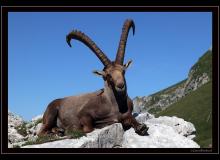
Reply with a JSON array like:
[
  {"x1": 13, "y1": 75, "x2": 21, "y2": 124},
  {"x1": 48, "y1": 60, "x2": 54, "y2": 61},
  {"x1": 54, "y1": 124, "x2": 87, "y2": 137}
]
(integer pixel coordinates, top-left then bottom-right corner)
[
  {"x1": 123, "y1": 60, "x2": 133, "y2": 70},
  {"x1": 93, "y1": 70, "x2": 106, "y2": 77}
]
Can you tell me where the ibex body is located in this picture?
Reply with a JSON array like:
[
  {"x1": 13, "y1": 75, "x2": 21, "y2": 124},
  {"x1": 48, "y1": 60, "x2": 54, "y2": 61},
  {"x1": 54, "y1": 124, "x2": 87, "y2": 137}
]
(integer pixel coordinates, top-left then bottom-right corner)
[{"x1": 39, "y1": 19, "x2": 148, "y2": 136}]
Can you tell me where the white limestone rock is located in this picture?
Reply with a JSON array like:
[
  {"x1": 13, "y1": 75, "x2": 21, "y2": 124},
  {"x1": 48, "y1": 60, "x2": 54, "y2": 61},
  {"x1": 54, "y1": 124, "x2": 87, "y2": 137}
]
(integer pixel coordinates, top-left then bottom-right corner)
[
  {"x1": 31, "y1": 114, "x2": 43, "y2": 122},
  {"x1": 147, "y1": 116, "x2": 196, "y2": 138},
  {"x1": 8, "y1": 111, "x2": 25, "y2": 145},
  {"x1": 135, "y1": 112, "x2": 155, "y2": 123},
  {"x1": 122, "y1": 114, "x2": 199, "y2": 148},
  {"x1": 23, "y1": 123, "x2": 124, "y2": 148},
  {"x1": 122, "y1": 122, "x2": 199, "y2": 148},
  {"x1": 9, "y1": 110, "x2": 200, "y2": 148}
]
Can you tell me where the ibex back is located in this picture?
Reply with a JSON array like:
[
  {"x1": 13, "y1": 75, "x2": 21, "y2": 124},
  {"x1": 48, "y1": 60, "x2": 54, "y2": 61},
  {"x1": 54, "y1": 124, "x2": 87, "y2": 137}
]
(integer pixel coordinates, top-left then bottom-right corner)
[{"x1": 38, "y1": 19, "x2": 149, "y2": 136}]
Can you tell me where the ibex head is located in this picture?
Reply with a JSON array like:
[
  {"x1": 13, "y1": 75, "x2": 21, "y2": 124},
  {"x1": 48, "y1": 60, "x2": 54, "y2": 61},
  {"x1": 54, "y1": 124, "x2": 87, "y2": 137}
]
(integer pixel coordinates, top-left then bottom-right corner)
[{"x1": 66, "y1": 19, "x2": 135, "y2": 93}]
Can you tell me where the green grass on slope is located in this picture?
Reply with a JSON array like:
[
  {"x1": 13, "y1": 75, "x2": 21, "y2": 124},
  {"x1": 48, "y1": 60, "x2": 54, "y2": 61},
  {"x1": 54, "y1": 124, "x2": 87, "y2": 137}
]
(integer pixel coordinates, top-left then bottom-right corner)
[
  {"x1": 191, "y1": 50, "x2": 212, "y2": 79},
  {"x1": 156, "y1": 82, "x2": 212, "y2": 148},
  {"x1": 150, "y1": 79, "x2": 187, "y2": 97}
]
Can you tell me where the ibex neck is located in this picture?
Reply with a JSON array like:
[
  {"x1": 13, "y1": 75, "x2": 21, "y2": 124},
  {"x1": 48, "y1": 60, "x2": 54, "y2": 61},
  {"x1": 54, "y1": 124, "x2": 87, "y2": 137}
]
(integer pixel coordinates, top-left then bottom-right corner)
[{"x1": 104, "y1": 81, "x2": 128, "y2": 113}]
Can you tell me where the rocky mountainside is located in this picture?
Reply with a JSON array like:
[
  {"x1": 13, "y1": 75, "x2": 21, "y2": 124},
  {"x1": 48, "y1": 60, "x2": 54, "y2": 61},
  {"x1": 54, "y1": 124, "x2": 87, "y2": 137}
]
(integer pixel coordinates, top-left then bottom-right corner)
[
  {"x1": 8, "y1": 111, "x2": 199, "y2": 148},
  {"x1": 8, "y1": 111, "x2": 43, "y2": 148},
  {"x1": 8, "y1": 111, "x2": 25, "y2": 146},
  {"x1": 157, "y1": 81, "x2": 212, "y2": 148},
  {"x1": 133, "y1": 49, "x2": 212, "y2": 115}
]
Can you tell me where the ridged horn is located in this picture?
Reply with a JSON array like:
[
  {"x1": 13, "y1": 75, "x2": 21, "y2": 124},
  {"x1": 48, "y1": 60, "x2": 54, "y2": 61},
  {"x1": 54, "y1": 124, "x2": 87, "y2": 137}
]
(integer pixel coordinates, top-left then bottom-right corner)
[
  {"x1": 115, "y1": 19, "x2": 135, "y2": 64},
  {"x1": 66, "y1": 30, "x2": 111, "y2": 67}
]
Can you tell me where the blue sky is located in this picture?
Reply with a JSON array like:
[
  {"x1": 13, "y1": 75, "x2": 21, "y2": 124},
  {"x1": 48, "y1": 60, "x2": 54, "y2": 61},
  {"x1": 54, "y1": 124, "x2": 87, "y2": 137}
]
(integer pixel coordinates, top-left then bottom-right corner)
[{"x1": 8, "y1": 12, "x2": 212, "y2": 120}]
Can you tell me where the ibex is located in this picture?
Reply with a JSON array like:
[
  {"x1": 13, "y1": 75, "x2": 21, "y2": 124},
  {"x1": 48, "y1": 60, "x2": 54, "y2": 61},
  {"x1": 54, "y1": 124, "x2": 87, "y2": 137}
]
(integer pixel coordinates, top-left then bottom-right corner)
[{"x1": 39, "y1": 19, "x2": 149, "y2": 136}]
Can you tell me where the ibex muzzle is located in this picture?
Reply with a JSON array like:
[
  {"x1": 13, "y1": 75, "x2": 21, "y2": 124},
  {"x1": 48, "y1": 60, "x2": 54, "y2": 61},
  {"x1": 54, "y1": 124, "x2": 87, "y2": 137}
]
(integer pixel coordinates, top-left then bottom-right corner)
[{"x1": 38, "y1": 19, "x2": 149, "y2": 137}]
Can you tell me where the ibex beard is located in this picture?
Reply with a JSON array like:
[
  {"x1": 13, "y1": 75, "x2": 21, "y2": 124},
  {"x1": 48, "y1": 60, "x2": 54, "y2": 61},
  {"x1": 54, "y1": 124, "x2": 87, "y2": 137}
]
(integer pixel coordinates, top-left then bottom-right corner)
[{"x1": 38, "y1": 19, "x2": 149, "y2": 137}]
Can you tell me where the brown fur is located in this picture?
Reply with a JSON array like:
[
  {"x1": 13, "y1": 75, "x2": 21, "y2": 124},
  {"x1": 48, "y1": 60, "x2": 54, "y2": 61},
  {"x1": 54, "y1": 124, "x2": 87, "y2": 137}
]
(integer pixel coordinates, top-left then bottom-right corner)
[
  {"x1": 38, "y1": 19, "x2": 148, "y2": 136},
  {"x1": 39, "y1": 64, "x2": 148, "y2": 136}
]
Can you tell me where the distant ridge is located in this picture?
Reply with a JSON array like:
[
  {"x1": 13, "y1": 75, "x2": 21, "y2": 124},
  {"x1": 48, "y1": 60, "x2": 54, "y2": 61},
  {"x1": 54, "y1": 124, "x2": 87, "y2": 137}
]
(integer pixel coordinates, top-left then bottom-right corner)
[{"x1": 133, "y1": 49, "x2": 212, "y2": 148}]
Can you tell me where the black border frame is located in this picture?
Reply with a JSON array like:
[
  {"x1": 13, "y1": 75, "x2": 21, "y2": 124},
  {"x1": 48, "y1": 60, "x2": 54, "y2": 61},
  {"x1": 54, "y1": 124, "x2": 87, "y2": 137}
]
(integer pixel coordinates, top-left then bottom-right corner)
[{"x1": 1, "y1": 6, "x2": 219, "y2": 154}]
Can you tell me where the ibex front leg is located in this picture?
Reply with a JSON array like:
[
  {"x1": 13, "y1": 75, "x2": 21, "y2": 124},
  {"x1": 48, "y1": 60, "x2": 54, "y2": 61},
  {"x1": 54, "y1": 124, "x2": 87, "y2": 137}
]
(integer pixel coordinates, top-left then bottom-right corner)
[
  {"x1": 120, "y1": 98, "x2": 149, "y2": 136},
  {"x1": 120, "y1": 112, "x2": 149, "y2": 136}
]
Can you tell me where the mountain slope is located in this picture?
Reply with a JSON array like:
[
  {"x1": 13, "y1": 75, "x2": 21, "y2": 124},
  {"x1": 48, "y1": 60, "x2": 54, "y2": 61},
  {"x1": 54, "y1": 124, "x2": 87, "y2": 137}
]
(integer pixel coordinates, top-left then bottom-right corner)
[
  {"x1": 132, "y1": 49, "x2": 212, "y2": 148},
  {"x1": 133, "y1": 49, "x2": 212, "y2": 115},
  {"x1": 184, "y1": 50, "x2": 212, "y2": 95},
  {"x1": 190, "y1": 50, "x2": 212, "y2": 80},
  {"x1": 156, "y1": 81, "x2": 212, "y2": 148}
]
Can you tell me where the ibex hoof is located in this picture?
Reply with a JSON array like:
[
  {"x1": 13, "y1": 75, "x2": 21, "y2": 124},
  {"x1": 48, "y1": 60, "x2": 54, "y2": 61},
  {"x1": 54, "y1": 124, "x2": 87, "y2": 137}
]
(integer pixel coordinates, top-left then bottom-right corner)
[
  {"x1": 135, "y1": 123, "x2": 149, "y2": 136},
  {"x1": 51, "y1": 127, "x2": 65, "y2": 137}
]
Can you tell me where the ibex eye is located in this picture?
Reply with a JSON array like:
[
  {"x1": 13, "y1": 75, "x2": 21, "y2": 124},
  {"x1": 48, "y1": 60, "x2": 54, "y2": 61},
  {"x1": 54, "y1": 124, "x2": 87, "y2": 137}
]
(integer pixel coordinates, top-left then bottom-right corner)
[{"x1": 106, "y1": 74, "x2": 112, "y2": 80}]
